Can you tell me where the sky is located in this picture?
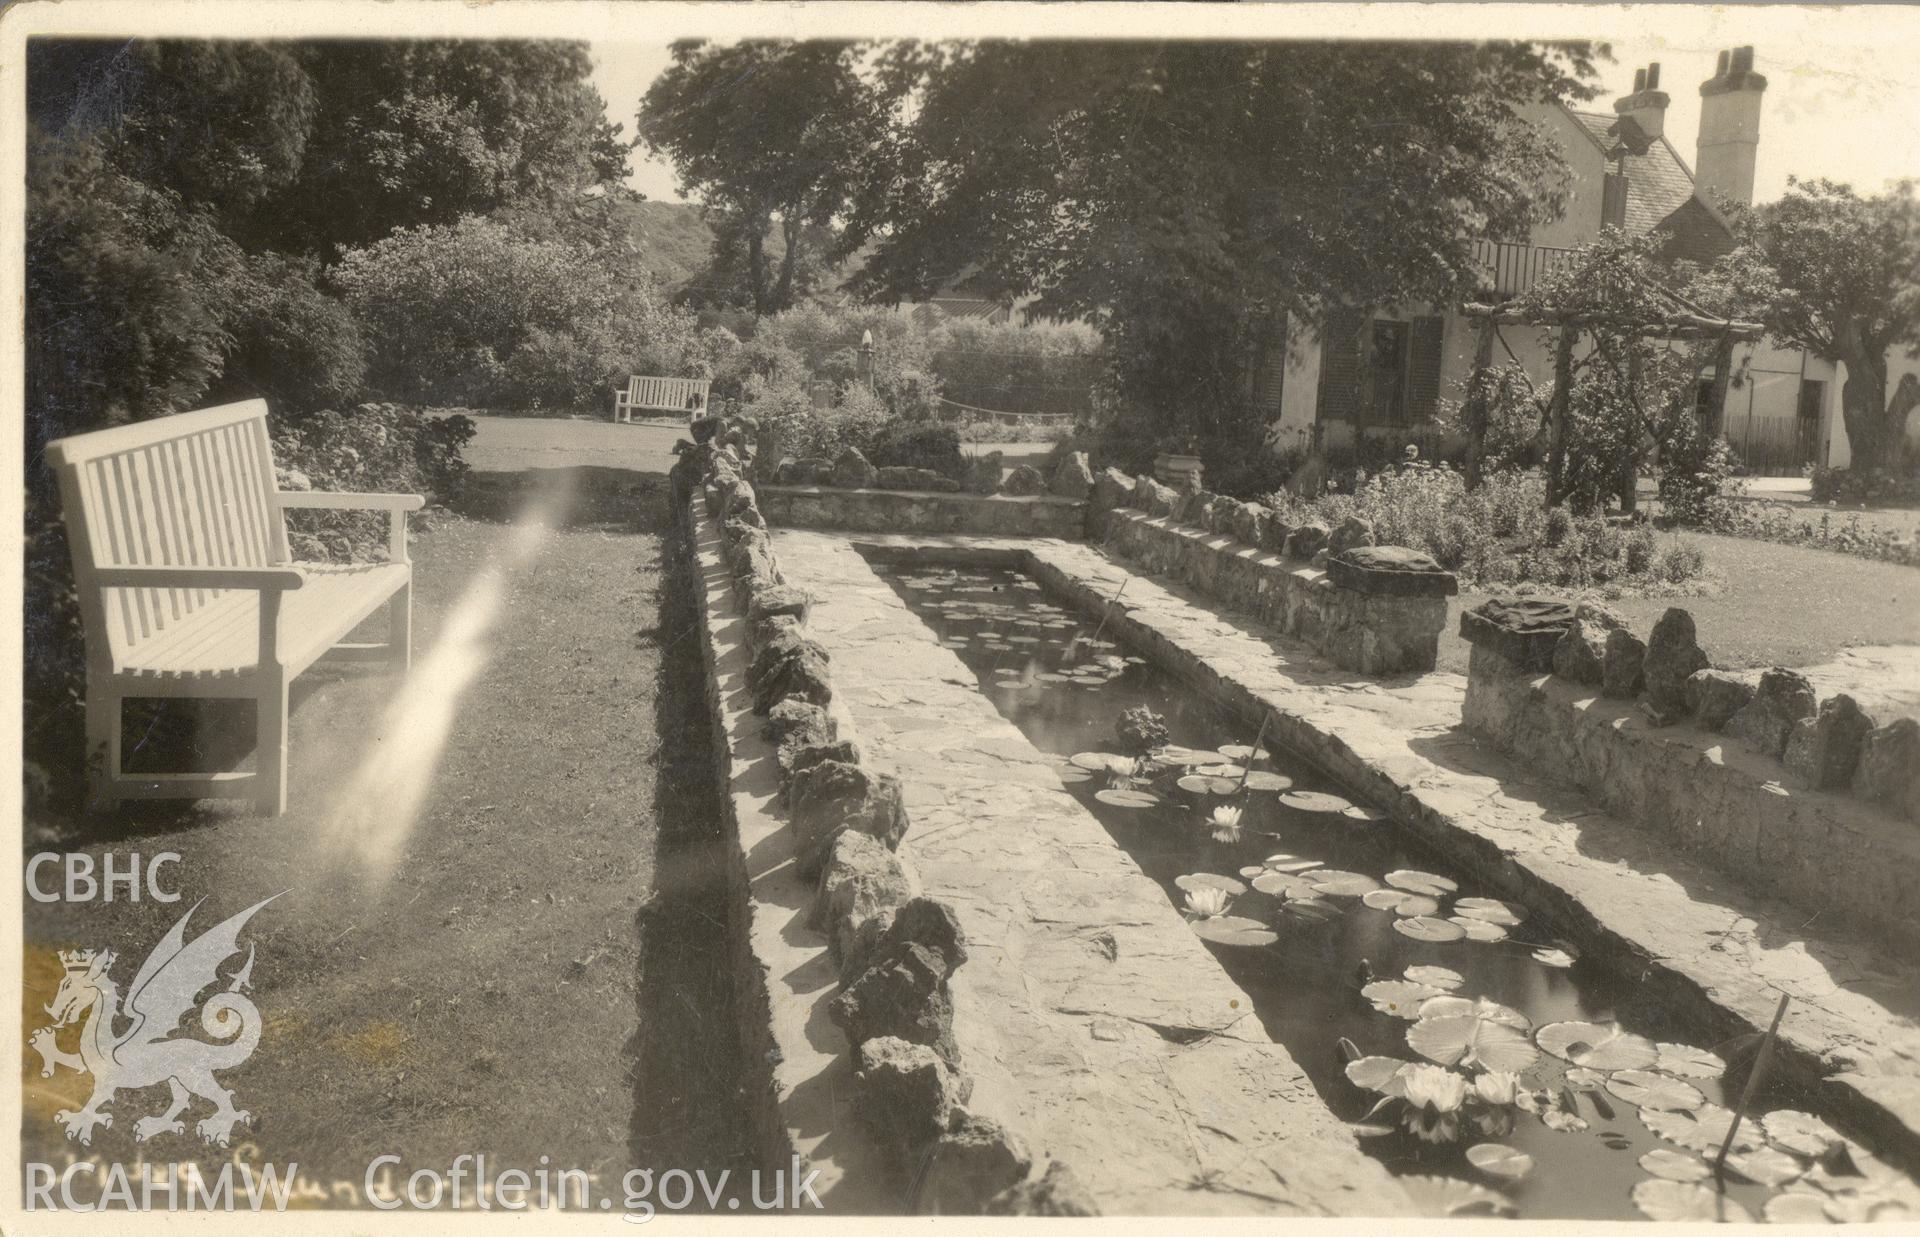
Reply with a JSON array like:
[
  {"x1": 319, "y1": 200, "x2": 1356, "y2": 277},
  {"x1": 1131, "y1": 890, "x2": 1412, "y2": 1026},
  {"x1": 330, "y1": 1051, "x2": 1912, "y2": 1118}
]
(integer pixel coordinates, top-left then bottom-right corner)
[{"x1": 589, "y1": 34, "x2": 1919, "y2": 210}]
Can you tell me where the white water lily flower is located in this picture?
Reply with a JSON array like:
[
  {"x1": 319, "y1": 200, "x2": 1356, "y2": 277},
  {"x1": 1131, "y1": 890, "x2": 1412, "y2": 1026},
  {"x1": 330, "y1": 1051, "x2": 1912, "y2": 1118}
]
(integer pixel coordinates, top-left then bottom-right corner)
[
  {"x1": 1402, "y1": 1064, "x2": 1468, "y2": 1114},
  {"x1": 1209, "y1": 804, "x2": 1245, "y2": 842},
  {"x1": 1183, "y1": 887, "x2": 1231, "y2": 919},
  {"x1": 1473, "y1": 1071, "x2": 1520, "y2": 1107}
]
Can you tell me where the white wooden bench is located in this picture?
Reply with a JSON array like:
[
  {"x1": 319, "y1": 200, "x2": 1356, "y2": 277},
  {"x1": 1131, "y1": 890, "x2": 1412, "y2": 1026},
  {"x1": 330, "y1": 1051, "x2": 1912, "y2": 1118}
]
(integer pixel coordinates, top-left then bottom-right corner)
[
  {"x1": 613, "y1": 375, "x2": 711, "y2": 423},
  {"x1": 46, "y1": 399, "x2": 423, "y2": 816}
]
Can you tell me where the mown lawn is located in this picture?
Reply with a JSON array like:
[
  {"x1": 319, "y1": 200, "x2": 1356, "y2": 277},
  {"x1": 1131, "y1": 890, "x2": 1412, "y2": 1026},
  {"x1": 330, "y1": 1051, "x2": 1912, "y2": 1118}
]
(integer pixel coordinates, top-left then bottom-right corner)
[{"x1": 1440, "y1": 530, "x2": 1920, "y2": 675}]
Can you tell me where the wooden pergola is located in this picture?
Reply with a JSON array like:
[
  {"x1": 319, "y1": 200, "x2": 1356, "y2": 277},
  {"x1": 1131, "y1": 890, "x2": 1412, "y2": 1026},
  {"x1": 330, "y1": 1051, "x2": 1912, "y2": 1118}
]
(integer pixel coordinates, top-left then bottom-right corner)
[{"x1": 1457, "y1": 291, "x2": 1765, "y2": 509}]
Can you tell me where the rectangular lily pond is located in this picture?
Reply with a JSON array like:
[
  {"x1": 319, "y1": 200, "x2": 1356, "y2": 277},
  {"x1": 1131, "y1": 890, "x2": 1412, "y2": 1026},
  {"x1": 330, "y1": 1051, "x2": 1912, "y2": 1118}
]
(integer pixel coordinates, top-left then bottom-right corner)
[{"x1": 870, "y1": 560, "x2": 1918, "y2": 1223}]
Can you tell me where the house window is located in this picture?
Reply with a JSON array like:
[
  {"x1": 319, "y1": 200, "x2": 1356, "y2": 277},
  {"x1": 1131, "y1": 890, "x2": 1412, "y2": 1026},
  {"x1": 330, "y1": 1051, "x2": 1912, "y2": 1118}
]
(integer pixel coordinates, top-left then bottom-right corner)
[
  {"x1": 1317, "y1": 312, "x2": 1444, "y2": 425},
  {"x1": 1369, "y1": 321, "x2": 1411, "y2": 424}
]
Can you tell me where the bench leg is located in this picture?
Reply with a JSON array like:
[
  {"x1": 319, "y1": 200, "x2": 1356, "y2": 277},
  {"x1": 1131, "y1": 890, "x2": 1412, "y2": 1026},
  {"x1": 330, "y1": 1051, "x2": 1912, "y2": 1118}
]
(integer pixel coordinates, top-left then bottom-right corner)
[
  {"x1": 255, "y1": 681, "x2": 289, "y2": 818},
  {"x1": 389, "y1": 582, "x2": 412, "y2": 674},
  {"x1": 84, "y1": 686, "x2": 122, "y2": 815}
]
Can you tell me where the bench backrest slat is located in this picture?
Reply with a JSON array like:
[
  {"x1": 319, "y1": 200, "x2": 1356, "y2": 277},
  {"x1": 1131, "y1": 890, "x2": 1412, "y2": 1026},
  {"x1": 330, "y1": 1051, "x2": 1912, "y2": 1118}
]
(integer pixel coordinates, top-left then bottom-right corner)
[
  {"x1": 47, "y1": 400, "x2": 285, "y2": 670},
  {"x1": 625, "y1": 375, "x2": 710, "y2": 415}
]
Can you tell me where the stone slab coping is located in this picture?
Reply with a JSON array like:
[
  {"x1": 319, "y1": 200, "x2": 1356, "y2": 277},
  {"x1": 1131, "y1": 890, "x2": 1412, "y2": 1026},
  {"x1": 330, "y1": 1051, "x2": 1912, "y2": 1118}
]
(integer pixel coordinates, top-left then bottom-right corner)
[
  {"x1": 771, "y1": 529, "x2": 1413, "y2": 1216},
  {"x1": 1326, "y1": 546, "x2": 1460, "y2": 596},
  {"x1": 761, "y1": 484, "x2": 1084, "y2": 508},
  {"x1": 691, "y1": 521, "x2": 899, "y2": 1213},
  {"x1": 816, "y1": 531, "x2": 1920, "y2": 1168}
]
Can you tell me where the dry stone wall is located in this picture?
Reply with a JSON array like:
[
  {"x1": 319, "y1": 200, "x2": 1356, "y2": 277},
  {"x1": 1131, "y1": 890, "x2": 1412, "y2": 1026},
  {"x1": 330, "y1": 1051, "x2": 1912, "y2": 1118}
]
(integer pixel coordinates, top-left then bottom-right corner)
[
  {"x1": 1087, "y1": 468, "x2": 1456, "y2": 675},
  {"x1": 1459, "y1": 598, "x2": 1920, "y2": 949},
  {"x1": 670, "y1": 429, "x2": 1084, "y2": 1215}
]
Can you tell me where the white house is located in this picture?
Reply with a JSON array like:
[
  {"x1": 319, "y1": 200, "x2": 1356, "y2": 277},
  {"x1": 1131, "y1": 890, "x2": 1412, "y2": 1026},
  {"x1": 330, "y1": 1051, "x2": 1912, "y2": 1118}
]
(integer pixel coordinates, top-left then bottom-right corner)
[{"x1": 1265, "y1": 47, "x2": 1849, "y2": 476}]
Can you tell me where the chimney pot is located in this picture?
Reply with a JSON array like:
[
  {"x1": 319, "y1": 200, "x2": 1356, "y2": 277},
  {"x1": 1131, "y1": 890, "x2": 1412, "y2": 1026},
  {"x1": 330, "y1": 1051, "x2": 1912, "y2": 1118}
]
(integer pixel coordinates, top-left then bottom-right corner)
[
  {"x1": 1634, "y1": 67, "x2": 1647, "y2": 92},
  {"x1": 1697, "y1": 47, "x2": 1767, "y2": 207},
  {"x1": 1647, "y1": 62, "x2": 1661, "y2": 90}
]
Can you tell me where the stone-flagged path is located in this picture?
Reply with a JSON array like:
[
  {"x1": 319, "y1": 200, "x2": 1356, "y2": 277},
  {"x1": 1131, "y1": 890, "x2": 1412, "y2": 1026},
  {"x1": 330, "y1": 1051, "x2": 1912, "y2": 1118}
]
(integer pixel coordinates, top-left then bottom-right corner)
[
  {"x1": 767, "y1": 531, "x2": 1412, "y2": 1216},
  {"x1": 806, "y1": 531, "x2": 1920, "y2": 1172}
]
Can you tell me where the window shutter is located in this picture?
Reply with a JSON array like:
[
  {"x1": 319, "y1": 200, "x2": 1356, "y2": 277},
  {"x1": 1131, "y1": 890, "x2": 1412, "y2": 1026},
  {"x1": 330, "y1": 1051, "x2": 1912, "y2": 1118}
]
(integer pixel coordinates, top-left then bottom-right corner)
[
  {"x1": 1250, "y1": 317, "x2": 1288, "y2": 416},
  {"x1": 1409, "y1": 316, "x2": 1445, "y2": 421},
  {"x1": 1317, "y1": 308, "x2": 1366, "y2": 422}
]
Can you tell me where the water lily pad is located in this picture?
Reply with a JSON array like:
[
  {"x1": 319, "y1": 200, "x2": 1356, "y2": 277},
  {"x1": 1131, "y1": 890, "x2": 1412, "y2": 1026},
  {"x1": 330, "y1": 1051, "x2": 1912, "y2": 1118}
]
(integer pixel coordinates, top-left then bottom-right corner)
[
  {"x1": 1176, "y1": 774, "x2": 1240, "y2": 796},
  {"x1": 1641, "y1": 1103, "x2": 1764, "y2": 1154},
  {"x1": 1400, "y1": 1175, "x2": 1516, "y2": 1219},
  {"x1": 1345, "y1": 1055, "x2": 1413, "y2": 1096},
  {"x1": 1651, "y1": 1043, "x2": 1725, "y2": 1082},
  {"x1": 1531, "y1": 948, "x2": 1577, "y2": 968},
  {"x1": 1217, "y1": 744, "x2": 1270, "y2": 762},
  {"x1": 1537, "y1": 1021, "x2": 1660, "y2": 1070},
  {"x1": 1631, "y1": 1179, "x2": 1753, "y2": 1223},
  {"x1": 1541, "y1": 1108, "x2": 1590, "y2": 1133},
  {"x1": 1242, "y1": 771, "x2": 1294, "y2": 792},
  {"x1": 1416, "y1": 996, "x2": 1530, "y2": 1030},
  {"x1": 1194, "y1": 763, "x2": 1249, "y2": 779},
  {"x1": 1403, "y1": 965, "x2": 1464, "y2": 990},
  {"x1": 1150, "y1": 746, "x2": 1226, "y2": 766},
  {"x1": 1362, "y1": 980, "x2": 1447, "y2": 1018},
  {"x1": 1465, "y1": 1143, "x2": 1534, "y2": 1180},
  {"x1": 1278, "y1": 897, "x2": 1341, "y2": 924},
  {"x1": 1093, "y1": 788, "x2": 1162, "y2": 809},
  {"x1": 1394, "y1": 915, "x2": 1468, "y2": 943},
  {"x1": 1308, "y1": 870, "x2": 1381, "y2": 897},
  {"x1": 1070, "y1": 751, "x2": 1129, "y2": 772},
  {"x1": 1341, "y1": 804, "x2": 1389, "y2": 822},
  {"x1": 1449, "y1": 915, "x2": 1509, "y2": 942},
  {"x1": 1605, "y1": 1069, "x2": 1705, "y2": 1112},
  {"x1": 1054, "y1": 767, "x2": 1094, "y2": 784},
  {"x1": 1564, "y1": 1067, "x2": 1608, "y2": 1091},
  {"x1": 1174, "y1": 872, "x2": 1247, "y2": 896},
  {"x1": 1250, "y1": 871, "x2": 1320, "y2": 899},
  {"x1": 1189, "y1": 915, "x2": 1278, "y2": 947},
  {"x1": 1453, "y1": 896, "x2": 1525, "y2": 926},
  {"x1": 1386, "y1": 869, "x2": 1458, "y2": 896},
  {"x1": 1280, "y1": 790, "x2": 1354, "y2": 813},
  {"x1": 1237, "y1": 865, "x2": 1267, "y2": 879},
  {"x1": 1638, "y1": 1149, "x2": 1710, "y2": 1182},
  {"x1": 1036, "y1": 672, "x2": 1072, "y2": 682},
  {"x1": 1362, "y1": 889, "x2": 1440, "y2": 916},
  {"x1": 1761, "y1": 1110, "x2": 1842, "y2": 1157},
  {"x1": 1763, "y1": 1192, "x2": 1837, "y2": 1224},
  {"x1": 1725, "y1": 1146, "x2": 1806, "y2": 1187},
  {"x1": 1262, "y1": 853, "x2": 1323, "y2": 873},
  {"x1": 1408, "y1": 1014, "x2": 1540, "y2": 1072}
]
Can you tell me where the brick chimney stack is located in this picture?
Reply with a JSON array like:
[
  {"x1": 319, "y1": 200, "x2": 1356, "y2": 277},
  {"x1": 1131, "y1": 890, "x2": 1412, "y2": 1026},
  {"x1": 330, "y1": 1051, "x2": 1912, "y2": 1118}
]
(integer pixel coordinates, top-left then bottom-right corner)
[
  {"x1": 1614, "y1": 62, "x2": 1670, "y2": 142},
  {"x1": 1697, "y1": 46, "x2": 1768, "y2": 206}
]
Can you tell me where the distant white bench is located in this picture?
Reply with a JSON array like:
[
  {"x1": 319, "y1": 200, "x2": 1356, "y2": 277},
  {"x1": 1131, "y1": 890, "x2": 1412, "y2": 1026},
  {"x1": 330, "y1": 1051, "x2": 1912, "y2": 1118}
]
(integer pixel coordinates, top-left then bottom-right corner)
[
  {"x1": 46, "y1": 399, "x2": 423, "y2": 816},
  {"x1": 614, "y1": 375, "x2": 710, "y2": 423}
]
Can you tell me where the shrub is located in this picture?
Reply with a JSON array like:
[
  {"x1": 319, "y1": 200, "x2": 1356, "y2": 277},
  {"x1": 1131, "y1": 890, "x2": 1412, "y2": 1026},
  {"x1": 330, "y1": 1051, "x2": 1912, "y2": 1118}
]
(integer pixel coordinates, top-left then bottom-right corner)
[
  {"x1": 1657, "y1": 415, "x2": 1741, "y2": 524},
  {"x1": 1806, "y1": 464, "x2": 1920, "y2": 507},
  {"x1": 212, "y1": 253, "x2": 368, "y2": 413},
  {"x1": 333, "y1": 215, "x2": 705, "y2": 412},
  {"x1": 1261, "y1": 466, "x2": 1709, "y2": 592},
  {"x1": 270, "y1": 403, "x2": 475, "y2": 561},
  {"x1": 868, "y1": 420, "x2": 965, "y2": 479}
]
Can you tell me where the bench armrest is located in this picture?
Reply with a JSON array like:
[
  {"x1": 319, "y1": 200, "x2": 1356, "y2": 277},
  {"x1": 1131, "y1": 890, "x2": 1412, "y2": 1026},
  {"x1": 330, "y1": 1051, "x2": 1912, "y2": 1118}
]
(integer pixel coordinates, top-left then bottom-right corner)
[
  {"x1": 274, "y1": 491, "x2": 421, "y2": 563},
  {"x1": 94, "y1": 565, "x2": 306, "y2": 591},
  {"x1": 274, "y1": 491, "x2": 425, "y2": 511}
]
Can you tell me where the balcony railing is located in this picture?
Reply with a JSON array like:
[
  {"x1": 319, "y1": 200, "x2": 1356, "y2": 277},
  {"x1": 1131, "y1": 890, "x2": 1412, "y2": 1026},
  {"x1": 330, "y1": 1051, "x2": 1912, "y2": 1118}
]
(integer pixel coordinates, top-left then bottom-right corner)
[{"x1": 1470, "y1": 240, "x2": 1578, "y2": 298}]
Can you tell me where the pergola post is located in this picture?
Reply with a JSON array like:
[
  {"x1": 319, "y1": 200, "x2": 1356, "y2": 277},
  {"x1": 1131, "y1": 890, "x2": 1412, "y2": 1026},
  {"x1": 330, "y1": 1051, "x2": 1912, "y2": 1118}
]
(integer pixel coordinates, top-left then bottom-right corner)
[
  {"x1": 1619, "y1": 348, "x2": 1644, "y2": 514},
  {"x1": 1705, "y1": 331, "x2": 1736, "y2": 439},
  {"x1": 1544, "y1": 326, "x2": 1576, "y2": 508},
  {"x1": 1463, "y1": 317, "x2": 1497, "y2": 490}
]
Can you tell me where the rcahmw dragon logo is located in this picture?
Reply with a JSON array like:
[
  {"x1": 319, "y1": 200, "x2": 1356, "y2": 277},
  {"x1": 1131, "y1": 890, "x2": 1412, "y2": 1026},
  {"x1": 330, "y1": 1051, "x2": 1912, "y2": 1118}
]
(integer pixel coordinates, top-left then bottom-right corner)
[{"x1": 30, "y1": 894, "x2": 281, "y2": 1147}]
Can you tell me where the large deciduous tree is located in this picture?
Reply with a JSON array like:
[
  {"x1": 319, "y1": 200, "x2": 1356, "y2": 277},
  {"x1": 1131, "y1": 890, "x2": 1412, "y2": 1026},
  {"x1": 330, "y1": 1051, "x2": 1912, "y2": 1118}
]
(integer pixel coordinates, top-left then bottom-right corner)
[
  {"x1": 638, "y1": 40, "x2": 896, "y2": 316},
  {"x1": 1732, "y1": 179, "x2": 1920, "y2": 473},
  {"x1": 844, "y1": 40, "x2": 1599, "y2": 438}
]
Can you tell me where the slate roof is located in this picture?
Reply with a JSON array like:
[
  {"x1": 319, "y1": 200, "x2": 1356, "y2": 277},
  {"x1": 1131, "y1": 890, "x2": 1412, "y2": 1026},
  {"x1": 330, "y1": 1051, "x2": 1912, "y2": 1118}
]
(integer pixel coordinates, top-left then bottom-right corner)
[{"x1": 1565, "y1": 110, "x2": 1718, "y2": 239}]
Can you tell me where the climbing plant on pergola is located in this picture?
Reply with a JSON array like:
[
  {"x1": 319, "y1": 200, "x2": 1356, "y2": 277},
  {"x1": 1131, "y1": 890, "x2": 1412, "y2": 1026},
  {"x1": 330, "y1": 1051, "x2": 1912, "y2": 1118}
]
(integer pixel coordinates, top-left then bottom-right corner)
[{"x1": 1457, "y1": 232, "x2": 1764, "y2": 509}]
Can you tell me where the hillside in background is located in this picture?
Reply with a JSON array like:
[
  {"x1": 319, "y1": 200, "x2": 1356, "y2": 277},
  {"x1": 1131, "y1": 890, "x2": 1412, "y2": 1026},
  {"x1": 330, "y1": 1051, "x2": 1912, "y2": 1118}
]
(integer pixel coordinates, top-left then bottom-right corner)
[{"x1": 606, "y1": 199, "x2": 715, "y2": 291}]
